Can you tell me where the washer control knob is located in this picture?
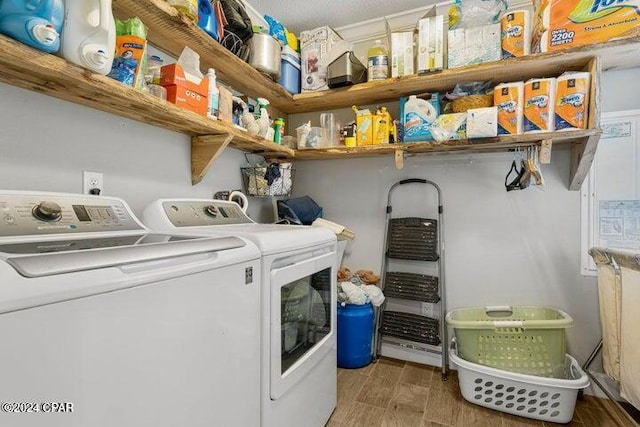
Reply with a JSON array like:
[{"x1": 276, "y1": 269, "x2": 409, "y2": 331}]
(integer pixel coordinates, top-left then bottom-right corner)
[
  {"x1": 32, "y1": 201, "x2": 63, "y2": 222},
  {"x1": 204, "y1": 205, "x2": 218, "y2": 218}
]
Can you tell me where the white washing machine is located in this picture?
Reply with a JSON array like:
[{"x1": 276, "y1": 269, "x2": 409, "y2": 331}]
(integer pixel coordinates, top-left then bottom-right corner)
[
  {"x1": 0, "y1": 191, "x2": 261, "y2": 427},
  {"x1": 143, "y1": 198, "x2": 338, "y2": 427}
]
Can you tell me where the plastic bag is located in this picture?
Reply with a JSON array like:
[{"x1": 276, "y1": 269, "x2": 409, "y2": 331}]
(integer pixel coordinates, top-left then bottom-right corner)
[
  {"x1": 448, "y1": 0, "x2": 507, "y2": 29},
  {"x1": 264, "y1": 15, "x2": 287, "y2": 46},
  {"x1": 446, "y1": 81, "x2": 493, "y2": 100}
]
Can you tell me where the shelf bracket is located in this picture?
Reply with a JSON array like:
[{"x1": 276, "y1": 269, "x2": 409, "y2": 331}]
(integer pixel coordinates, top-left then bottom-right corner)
[
  {"x1": 191, "y1": 134, "x2": 234, "y2": 185},
  {"x1": 569, "y1": 134, "x2": 599, "y2": 190},
  {"x1": 395, "y1": 149, "x2": 405, "y2": 170}
]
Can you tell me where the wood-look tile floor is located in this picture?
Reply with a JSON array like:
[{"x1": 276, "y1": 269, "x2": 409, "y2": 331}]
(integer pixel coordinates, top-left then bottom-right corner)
[{"x1": 326, "y1": 358, "x2": 635, "y2": 427}]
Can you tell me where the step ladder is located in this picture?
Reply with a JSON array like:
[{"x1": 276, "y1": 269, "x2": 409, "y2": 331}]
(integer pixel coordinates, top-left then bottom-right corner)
[{"x1": 374, "y1": 178, "x2": 448, "y2": 379}]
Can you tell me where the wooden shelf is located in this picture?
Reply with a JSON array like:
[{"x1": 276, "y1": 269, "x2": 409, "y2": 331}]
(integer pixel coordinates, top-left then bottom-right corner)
[
  {"x1": 0, "y1": 34, "x2": 293, "y2": 185},
  {"x1": 290, "y1": 36, "x2": 640, "y2": 113},
  {"x1": 111, "y1": 0, "x2": 294, "y2": 113},
  {"x1": 293, "y1": 129, "x2": 599, "y2": 160}
]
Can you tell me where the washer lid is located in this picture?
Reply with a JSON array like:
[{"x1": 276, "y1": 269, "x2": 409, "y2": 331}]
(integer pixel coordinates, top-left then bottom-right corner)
[{"x1": 0, "y1": 234, "x2": 245, "y2": 278}]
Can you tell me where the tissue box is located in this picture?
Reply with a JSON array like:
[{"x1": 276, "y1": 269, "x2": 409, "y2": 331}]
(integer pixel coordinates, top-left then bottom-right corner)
[
  {"x1": 391, "y1": 32, "x2": 414, "y2": 77},
  {"x1": 300, "y1": 26, "x2": 342, "y2": 92},
  {"x1": 447, "y1": 23, "x2": 501, "y2": 68},
  {"x1": 160, "y1": 63, "x2": 209, "y2": 116},
  {"x1": 417, "y1": 15, "x2": 445, "y2": 72},
  {"x1": 467, "y1": 107, "x2": 498, "y2": 138}
]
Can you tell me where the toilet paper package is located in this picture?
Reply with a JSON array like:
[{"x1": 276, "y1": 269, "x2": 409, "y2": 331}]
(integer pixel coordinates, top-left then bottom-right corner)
[
  {"x1": 532, "y1": 0, "x2": 640, "y2": 53},
  {"x1": 467, "y1": 107, "x2": 498, "y2": 138},
  {"x1": 494, "y1": 82, "x2": 524, "y2": 135},
  {"x1": 501, "y1": 10, "x2": 531, "y2": 58},
  {"x1": 555, "y1": 72, "x2": 590, "y2": 131},
  {"x1": 524, "y1": 78, "x2": 556, "y2": 133}
]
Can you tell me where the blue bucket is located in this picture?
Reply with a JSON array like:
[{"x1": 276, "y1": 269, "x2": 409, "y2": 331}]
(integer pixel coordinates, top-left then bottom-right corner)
[{"x1": 337, "y1": 302, "x2": 374, "y2": 369}]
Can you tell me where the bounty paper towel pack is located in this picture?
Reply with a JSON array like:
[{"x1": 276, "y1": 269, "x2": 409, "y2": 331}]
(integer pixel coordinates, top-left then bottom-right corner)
[
  {"x1": 524, "y1": 78, "x2": 556, "y2": 133},
  {"x1": 532, "y1": 0, "x2": 640, "y2": 53},
  {"x1": 495, "y1": 82, "x2": 524, "y2": 135},
  {"x1": 501, "y1": 10, "x2": 531, "y2": 58},
  {"x1": 555, "y1": 72, "x2": 590, "y2": 131}
]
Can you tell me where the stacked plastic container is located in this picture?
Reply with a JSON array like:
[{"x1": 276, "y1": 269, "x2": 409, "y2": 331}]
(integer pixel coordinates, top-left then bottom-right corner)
[{"x1": 446, "y1": 306, "x2": 589, "y2": 423}]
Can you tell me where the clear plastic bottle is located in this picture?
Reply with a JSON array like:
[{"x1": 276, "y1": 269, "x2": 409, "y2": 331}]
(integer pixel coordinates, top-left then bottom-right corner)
[
  {"x1": 207, "y1": 68, "x2": 219, "y2": 120},
  {"x1": 367, "y1": 39, "x2": 389, "y2": 81}
]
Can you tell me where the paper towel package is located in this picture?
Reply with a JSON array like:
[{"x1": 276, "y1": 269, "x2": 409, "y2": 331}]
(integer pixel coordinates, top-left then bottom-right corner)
[
  {"x1": 467, "y1": 107, "x2": 498, "y2": 138},
  {"x1": 448, "y1": 23, "x2": 501, "y2": 68},
  {"x1": 417, "y1": 15, "x2": 445, "y2": 72},
  {"x1": 532, "y1": 0, "x2": 640, "y2": 53},
  {"x1": 495, "y1": 82, "x2": 524, "y2": 135},
  {"x1": 501, "y1": 10, "x2": 531, "y2": 58},
  {"x1": 524, "y1": 78, "x2": 556, "y2": 133},
  {"x1": 555, "y1": 72, "x2": 590, "y2": 131},
  {"x1": 391, "y1": 32, "x2": 414, "y2": 77},
  {"x1": 300, "y1": 26, "x2": 342, "y2": 92}
]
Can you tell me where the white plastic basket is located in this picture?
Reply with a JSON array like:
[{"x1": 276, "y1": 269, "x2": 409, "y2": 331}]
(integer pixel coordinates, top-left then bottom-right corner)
[{"x1": 450, "y1": 339, "x2": 589, "y2": 424}]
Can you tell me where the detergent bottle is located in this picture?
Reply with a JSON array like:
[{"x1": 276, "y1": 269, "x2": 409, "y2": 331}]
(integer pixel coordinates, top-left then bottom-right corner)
[
  {"x1": 61, "y1": 0, "x2": 116, "y2": 75},
  {"x1": 0, "y1": 0, "x2": 64, "y2": 53},
  {"x1": 367, "y1": 39, "x2": 388, "y2": 81}
]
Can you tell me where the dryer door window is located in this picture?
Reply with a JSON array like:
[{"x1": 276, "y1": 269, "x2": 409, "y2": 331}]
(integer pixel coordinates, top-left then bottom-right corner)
[
  {"x1": 269, "y1": 250, "x2": 336, "y2": 400},
  {"x1": 280, "y1": 267, "x2": 332, "y2": 373}
]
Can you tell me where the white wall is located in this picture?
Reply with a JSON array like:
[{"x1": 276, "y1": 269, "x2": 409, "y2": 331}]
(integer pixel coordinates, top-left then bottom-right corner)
[
  {"x1": 0, "y1": 83, "x2": 274, "y2": 222},
  {"x1": 289, "y1": 68, "x2": 640, "y2": 366}
]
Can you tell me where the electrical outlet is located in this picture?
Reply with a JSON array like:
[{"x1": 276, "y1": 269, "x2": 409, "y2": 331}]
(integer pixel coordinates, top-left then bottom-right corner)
[{"x1": 83, "y1": 171, "x2": 104, "y2": 195}]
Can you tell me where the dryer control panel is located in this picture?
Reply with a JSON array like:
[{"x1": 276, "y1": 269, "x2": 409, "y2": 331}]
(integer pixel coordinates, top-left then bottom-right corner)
[
  {"x1": 162, "y1": 201, "x2": 253, "y2": 227},
  {"x1": 0, "y1": 194, "x2": 143, "y2": 236}
]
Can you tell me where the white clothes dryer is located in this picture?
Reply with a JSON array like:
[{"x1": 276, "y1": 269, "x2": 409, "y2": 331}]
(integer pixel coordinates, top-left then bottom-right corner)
[
  {"x1": 143, "y1": 198, "x2": 338, "y2": 427},
  {"x1": 0, "y1": 191, "x2": 261, "y2": 427}
]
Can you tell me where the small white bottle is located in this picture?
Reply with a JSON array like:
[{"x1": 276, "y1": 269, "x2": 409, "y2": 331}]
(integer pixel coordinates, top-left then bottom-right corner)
[{"x1": 207, "y1": 68, "x2": 220, "y2": 120}]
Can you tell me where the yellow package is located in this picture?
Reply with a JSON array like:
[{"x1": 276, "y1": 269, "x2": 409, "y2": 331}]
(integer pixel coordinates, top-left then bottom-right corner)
[
  {"x1": 352, "y1": 106, "x2": 373, "y2": 146},
  {"x1": 555, "y1": 72, "x2": 590, "y2": 131},
  {"x1": 372, "y1": 107, "x2": 393, "y2": 145},
  {"x1": 495, "y1": 82, "x2": 524, "y2": 135},
  {"x1": 501, "y1": 10, "x2": 531, "y2": 58},
  {"x1": 533, "y1": 0, "x2": 640, "y2": 53},
  {"x1": 524, "y1": 78, "x2": 556, "y2": 133}
]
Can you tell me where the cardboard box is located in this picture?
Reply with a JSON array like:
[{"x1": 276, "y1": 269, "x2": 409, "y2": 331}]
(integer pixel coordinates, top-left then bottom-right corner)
[
  {"x1": 386, "y1": 7, "x2": 446, "y2": 76},
  {"x1": 300, "y1": 26, "x2": 342, "y2": 92},
  {"x1": 160, "y1": 63, "x2": 208, "y2": 116},
  {"x1": 532, "y1": 0, "x2": 640, "y2": 53},
  {"x1": 218, "y1": 85, "x2": 233, "y2": 123},
  {"x1": 447, "y1": 23, "x2": 501, "y2": 68},
  {"x1": 417, "y1": 15, "x2": 445, "y2": 73},
  {"x1": 391, "y1": 32, "x2": 414, "y2": 77}
]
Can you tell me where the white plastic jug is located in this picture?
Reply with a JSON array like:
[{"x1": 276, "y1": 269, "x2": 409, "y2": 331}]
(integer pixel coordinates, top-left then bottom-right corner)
[{"x1": 61, "y1": 0, "x2": 116, "y2": 75}]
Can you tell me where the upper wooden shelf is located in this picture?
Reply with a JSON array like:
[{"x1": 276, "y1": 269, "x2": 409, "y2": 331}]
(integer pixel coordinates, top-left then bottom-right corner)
[
  {"x1": 0, "y1": 34, "x2": 293, "y2": 184},
  {"x1": 112, "y1": 0, "x2": 294, "y2": 113},
  {"x1": 290, "y1": 36, "x2": 640, "y2": 113}
]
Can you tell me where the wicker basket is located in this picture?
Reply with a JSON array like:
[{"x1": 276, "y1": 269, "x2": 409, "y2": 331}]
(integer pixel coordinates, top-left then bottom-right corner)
[{"x1": 452, "y1": 94, "x2": 493, "y2": 113}]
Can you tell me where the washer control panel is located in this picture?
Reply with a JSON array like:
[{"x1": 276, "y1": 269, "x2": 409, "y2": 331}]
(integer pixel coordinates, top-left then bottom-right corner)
[
  {"x1": 162, "y1": 201, "x2": 252, "y2": 227},
  {"x1": 0, "y1": 194, "x2": 143, "y2": 236}
]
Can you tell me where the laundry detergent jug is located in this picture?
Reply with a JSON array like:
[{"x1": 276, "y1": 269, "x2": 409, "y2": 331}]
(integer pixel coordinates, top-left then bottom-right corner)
[
  {"x1": 0, "y1": 0, "x2": 64, "y2": 53},
  {"x1": 61, "y1": 0, "x2": 115, "y2": 75}
]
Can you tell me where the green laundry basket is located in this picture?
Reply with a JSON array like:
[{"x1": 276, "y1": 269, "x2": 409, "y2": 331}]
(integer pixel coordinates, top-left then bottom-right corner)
[{"x1": 446, "y1": 306, "x2": 574, "y2": 378}]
